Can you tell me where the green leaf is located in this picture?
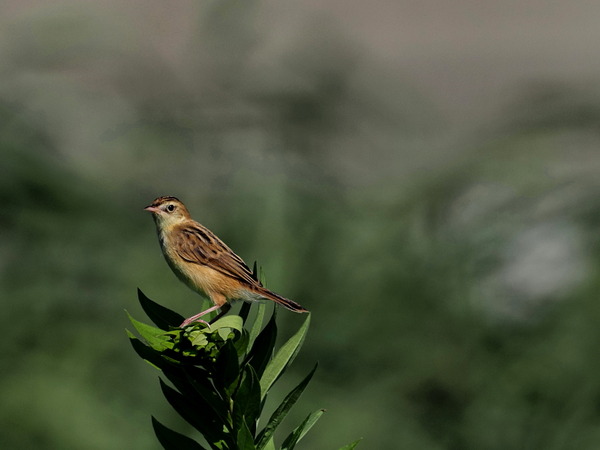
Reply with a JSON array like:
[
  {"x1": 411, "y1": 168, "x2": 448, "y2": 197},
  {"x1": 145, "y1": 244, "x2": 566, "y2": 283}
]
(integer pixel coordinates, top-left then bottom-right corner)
[
  {"x1": 159, "y1": 378, "x2": 225, "y2": 446},
  {"x1": 127, "y1": 311, "x2": 174, "y2": 351},
  {"x1": 130, "y1": 292, "x2": 324, "y2": 450},
  {"x1": 162, "y1": 366, "x2": 230, "y2": 432},
  {"x1": 152, "y1": 416, "x2": 207, "y2": 450},
  {"x1": 338, "y1": 438, "x2": 362, "y2": 450},
  {"x1": 239, "y1": 301, "x2": 252, "y2": 324},
  {"x1": 138, "y1": 288, "x2": 184, "y2": 330},
  {"x1": 262, "y1": 437, "x2": 276, "y2": 450},
  {"x1": 247, "y1": 311, "x2": 277, "y2": 379},
  {"x1": 281, "y1": 409, "x2": 326, "y2": 450},
  {"x1": 260, "y1": 314, "x2": 310, "y2": 398},
  {"x1": 233, "y1": 366, "x2": 261, "y2": 436},
  {"x1": 256, "y1": 364, "x2": 318, "y2": 449},
  {"x1": 215, "y1": 340, "x2": 240, "y2": 396},
  {"x1": 234, "y1": 329, "x2": 250, "y2": 358},
  {"x1": 128, "y1": 337, "x2": 178, "y2": 369},
  {"x1": 248, "y1": 303, "x2": 266, "y2": 348},
  {"x1": 211, "y1": 315, "x2": 243, "y2": 334},
  {"x1": 128, "y1": 337, "x2": 162, "y2": 369},
  {"x1": 190, "y1": 332, "x2": 209, "y2": 347},
  {"x1": 236, "y1": 418, "x2": 256, "y2": 450}
]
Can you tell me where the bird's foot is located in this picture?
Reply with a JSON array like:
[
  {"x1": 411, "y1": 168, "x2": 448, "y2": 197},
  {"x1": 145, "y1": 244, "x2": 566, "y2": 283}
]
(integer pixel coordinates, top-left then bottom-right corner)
[
  {"x1": 179, "y1": 317, "x2": 210, "y2": 328},
  {"x1": 179, "y1": 304, "x2": 222, "y2": 328}
]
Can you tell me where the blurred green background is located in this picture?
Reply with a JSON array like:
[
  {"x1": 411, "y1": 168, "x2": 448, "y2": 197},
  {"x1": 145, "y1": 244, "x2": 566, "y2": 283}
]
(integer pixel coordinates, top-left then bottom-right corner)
[{"x1": 3, "y1": 1, "x2": 600, "y2": 449}]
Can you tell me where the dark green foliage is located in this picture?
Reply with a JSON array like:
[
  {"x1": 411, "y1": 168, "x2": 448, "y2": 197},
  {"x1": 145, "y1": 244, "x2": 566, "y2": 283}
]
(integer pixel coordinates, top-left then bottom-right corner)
[
  {"x1": 138, "y1": 289, "x2": 185, "y2": 331},
  {"x1": 255, "y1": 364, "x2": 318, "y2": 449},
  {"x1": 152, "y1": 416, "x2": 207, "y2": 450},
  {"x1": 128, "y1": 290, "x2": 359, "y2": 450}
]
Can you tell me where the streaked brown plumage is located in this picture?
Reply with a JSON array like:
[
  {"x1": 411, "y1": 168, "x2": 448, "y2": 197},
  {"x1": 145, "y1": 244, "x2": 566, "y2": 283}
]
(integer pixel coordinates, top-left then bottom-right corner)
[{"x1": 145, "y1": 196, "x2": 308, "y2": 327}]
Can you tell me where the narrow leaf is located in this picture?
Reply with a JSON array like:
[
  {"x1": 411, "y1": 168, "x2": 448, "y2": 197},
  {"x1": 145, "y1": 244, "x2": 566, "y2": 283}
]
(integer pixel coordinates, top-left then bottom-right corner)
[
  {"x1": 233, "y1": 366, "x2": 261, "y2": 435},
  {"x1": 256, "y1": 364, "x2": 318, "y2": 449},
  {"x1": 247, "y1": 311, "x2": 277, "y2": 379},
  {"x1": 162, "y1": 366, "x2": 230, "y2": 431},
  {"x1": 127, "y1": 311, "x2": 174, "y2": 351},
  {"x1": 234, "y1": 329, "x2": 250, "y2": 358},
  {"x1": 236, "y1": 418, "x2": 256, "y2": 450},
  {"x1": 138, "y1": 288, "x2": 184, "y2": 330},
  {"x1": 215, "y1": 340, "x2": 240, "y2": 395},
  {"x1": 263, "y1": 437, "x2": 276, "y2": 450},
  {"x1": 152, "y1": 416, "x2": 207, "y2": 450},
  {"x1": 248, "y1": 303, "x2": 266, "y2": 348},
  {"x1": 239, "y1": 301, "x2": 252, "y2": 324},
  {"x1": 338, "y1": 438, "x2": 362, "y2": 450},
  {"x1": 260, "y1": 314, "x2": 310, "y2": 398},
  {"x1": 159, "y1": 378, "x2": 223, "y2": 445},
  {"x1": 128, "y1": 337, "x2": 178, "y2": 370},
  {"x1": 281, "y1": 409, "x2": 326, "y2": 450}
]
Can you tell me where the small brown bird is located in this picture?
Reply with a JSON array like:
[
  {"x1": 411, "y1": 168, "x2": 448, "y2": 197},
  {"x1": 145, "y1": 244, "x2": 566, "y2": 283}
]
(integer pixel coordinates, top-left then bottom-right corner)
[{"x1": 145, "y1": 196, "x2": 308, "y2": 327}]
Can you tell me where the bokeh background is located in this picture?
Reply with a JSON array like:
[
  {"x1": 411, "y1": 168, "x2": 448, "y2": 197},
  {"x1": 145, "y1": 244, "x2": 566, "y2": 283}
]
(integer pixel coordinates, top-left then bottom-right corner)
[{"x1": 3, "y1": 1, "x2": 600, "y2": 448}]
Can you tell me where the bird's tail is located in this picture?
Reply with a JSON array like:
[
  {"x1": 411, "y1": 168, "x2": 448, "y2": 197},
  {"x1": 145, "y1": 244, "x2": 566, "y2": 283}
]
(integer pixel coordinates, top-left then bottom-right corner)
[{"x1": 255, "y1": 286, "x2": 309, "y2": 313}]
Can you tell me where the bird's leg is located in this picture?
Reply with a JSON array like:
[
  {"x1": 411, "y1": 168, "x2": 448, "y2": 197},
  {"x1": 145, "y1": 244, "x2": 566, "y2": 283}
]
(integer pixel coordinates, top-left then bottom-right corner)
[
  {"x1": 210, "y1": 303, "x2": 232, "y2": 323},
  {"x1": 180, "y1": 304, "x2": 222, "y2": 328}
]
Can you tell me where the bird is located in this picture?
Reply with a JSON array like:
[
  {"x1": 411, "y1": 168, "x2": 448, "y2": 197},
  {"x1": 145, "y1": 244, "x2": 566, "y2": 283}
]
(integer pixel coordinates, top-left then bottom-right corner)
[{"x1": 144, "y1": 196, "x2": 308, "y2": 327}]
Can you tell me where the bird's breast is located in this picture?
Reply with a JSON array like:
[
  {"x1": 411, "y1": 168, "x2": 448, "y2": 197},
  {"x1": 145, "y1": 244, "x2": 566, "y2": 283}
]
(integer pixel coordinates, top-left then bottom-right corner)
[{"x1": 158, "y1": 229, "x2": 237, "y2": 298}]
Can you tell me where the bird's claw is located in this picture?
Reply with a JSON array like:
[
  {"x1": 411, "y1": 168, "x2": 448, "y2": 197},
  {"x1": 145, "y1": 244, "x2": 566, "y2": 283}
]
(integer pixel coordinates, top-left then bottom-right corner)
[{"x1": 180, "y1": 318, "x2": 211, "y2": 329}]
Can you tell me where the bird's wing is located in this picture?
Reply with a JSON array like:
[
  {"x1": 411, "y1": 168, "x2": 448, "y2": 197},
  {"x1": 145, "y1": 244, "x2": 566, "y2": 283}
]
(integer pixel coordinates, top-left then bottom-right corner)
[{"x1": 175, "y1": 224, "x2": 260, "y2": 285}]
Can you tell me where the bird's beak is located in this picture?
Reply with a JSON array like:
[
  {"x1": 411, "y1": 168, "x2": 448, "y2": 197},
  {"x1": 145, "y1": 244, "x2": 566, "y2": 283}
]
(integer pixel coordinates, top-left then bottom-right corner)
[{"x1": 144, "y1": 206, "x2": 161, "y2": 213}]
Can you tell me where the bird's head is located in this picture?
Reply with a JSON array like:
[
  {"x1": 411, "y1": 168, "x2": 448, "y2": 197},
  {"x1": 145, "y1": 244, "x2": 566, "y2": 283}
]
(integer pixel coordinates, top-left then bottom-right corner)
[{"x1": 144, "y1": 196, "x2": 191, "y2": 227}]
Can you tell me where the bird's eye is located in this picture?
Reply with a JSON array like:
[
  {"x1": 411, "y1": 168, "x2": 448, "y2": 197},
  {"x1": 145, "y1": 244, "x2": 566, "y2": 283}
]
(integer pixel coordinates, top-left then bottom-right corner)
[{"x1": 166, "y1": 204, "x2": 175, "y2": 212}]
